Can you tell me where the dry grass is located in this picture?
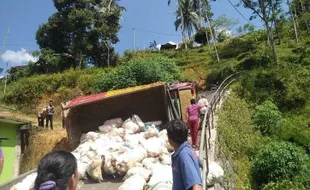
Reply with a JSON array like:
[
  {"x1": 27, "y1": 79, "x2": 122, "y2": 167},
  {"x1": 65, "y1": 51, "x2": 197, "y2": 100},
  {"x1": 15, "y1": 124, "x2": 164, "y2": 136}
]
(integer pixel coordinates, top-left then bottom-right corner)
[{"x1": 20, "y1": 128, "x2": 73, "y2": 174}]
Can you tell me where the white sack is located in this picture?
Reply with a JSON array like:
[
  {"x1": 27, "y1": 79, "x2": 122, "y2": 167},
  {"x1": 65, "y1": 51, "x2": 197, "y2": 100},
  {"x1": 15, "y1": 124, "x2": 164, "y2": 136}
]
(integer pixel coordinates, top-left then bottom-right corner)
[
  {"x1": 144, "y1": 124, "x2": 159, "y2": 139},
  {"x1": 141, "y1": 157, "x2": 159, "y2": 169},
  {"x1": 77, "y1": 161, "x2": 88, "y2": 179},
  {"x1": 104, "y1": 118, "x2": 123, "y2": 127},
  {"x1": 86, "y1": 158, "x2": 103, "y2": 182},
  {"x1": 86, "y1": 151, "x2": 97, "y2": 159},
  {"x1": 10, "y1": 172, "x2": 37, "y2": 190},
  {"x1": 140, "y1": 137, "x2": 164, "y2": 157},
  {"x1": 80, "y1": 154, "x2": 91, "y2": 163},
  {"x1": 71, "y1": 151, "x2": 80, "y2": 160},
  {"x1": 118, "y1": 175, "x2": 146, "y2": 190},
  {"x1": 98, "y1": 124, "x2": 117, "y2": 133},
  {"x1": 207, "y1": 162, "x2": 224, "y2": 186},
  {"x1": 122, "y1": 118, "x2": 140, "y2": 133},
  {"x1": 77, "y1": 141, "x2": 92, "y2": 154},
  {"x1": 84, "y1": 132, "x2": 100, "y2": 141},
  {"x1": 149, "y1": 181, "x2": 173, "y2": 190},
  {"x1": 124, "y1": 133, "x2": 144, "y2": 146},
  {"x1": 158, "y1": 129, "x2": 173, "y2": 152},
  {"x1": 148, "y1": 164, "x2": 173, "y2": 186},
  {"x1": 123, "y1": 167, "x2": 151, "y2": 181},
  {"x1": 159, "y1": 153, "x2": 172, "y2": 165},
  {"x1": 132, "y1": 115, "x2": 145, "y2": 131}
]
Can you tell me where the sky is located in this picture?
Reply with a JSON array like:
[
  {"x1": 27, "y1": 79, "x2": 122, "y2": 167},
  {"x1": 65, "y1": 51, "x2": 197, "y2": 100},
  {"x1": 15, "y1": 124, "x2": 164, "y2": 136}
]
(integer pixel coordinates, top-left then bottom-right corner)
[{"x1": 0, "y1": 0, "x2": 264, "y2": 76}]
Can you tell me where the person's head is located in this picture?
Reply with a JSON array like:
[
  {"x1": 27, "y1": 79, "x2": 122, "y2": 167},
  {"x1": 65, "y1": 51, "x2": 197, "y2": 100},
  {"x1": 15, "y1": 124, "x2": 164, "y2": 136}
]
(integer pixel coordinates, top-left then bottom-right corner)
[
  {"x1": 201, "y1": 95, "x2": 206, "y2": 99},
  {"x1": 190, "y1": 99, "x2": 196, "y2": 105},
  {"x1": 35, "y1": 151, "x2": 78, "y2": 190},
  {"x1": 166, "y1": 119, "x2": 188, "y2": 149},
  {"x1": 49, "y1": 100, "x2": 53, "y2": 106}
]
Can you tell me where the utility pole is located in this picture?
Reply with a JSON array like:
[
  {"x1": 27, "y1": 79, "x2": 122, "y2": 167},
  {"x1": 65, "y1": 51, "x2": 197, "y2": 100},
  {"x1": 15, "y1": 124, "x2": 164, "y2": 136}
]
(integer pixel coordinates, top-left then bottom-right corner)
[
  {"x1": 132, "y1": 28, "x2": 136, "y2": 50},
  {"x1": 1, "y1": 29, "x2": 10, "y2": 96},
  {"x1": 4, "y1": 62, "x2": 8, "y2": 96},
  {"x1": 0, "y1": 28, "x2": 10, "y2": 60}
]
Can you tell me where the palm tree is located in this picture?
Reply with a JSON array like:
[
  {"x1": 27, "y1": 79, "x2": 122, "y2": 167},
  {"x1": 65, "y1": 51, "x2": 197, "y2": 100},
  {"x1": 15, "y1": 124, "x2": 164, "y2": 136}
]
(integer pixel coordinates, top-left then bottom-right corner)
[
  {"x1": 149, "y1": 40, "x2": 158, "y2": 50},
  {"x1": 174, "y1": 0, "x2": 200, "y2": 49}
]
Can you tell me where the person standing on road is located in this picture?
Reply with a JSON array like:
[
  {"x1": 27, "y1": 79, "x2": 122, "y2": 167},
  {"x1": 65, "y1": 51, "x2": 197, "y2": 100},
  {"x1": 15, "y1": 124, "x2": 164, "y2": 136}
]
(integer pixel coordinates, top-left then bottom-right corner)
[
  {"x1": 198, "y1": 95, "x2": 209, "y2": 129},
  {"x1": 186, "y1": 99, "x2": 203, "y2": 149},
  {"x1": 166, "y1": 119, "x2": 202, "y2": 190},
  {"x1": 46, "y1": 100, "x2": 55, "y2": 130},
  {"x1": 0, "y1": 147, "x2": 4, "y2": 177}
]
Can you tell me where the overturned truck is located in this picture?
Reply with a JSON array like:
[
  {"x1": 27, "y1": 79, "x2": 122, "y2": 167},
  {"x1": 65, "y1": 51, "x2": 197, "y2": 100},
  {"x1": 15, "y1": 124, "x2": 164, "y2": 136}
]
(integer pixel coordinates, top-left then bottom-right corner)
[{"x1": 62, "y1": 82, "x2": 197, "y2": 148}]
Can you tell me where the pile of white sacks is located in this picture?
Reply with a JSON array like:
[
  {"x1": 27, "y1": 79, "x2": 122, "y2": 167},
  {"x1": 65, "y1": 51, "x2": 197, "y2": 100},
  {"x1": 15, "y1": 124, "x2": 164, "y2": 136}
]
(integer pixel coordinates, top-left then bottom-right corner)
[
  {"x1": 74, "y1": 115, "x2": 174, "y2": 190},
  {"x1": 11, "y1": 114, "x2": 224, "y2": 190}
]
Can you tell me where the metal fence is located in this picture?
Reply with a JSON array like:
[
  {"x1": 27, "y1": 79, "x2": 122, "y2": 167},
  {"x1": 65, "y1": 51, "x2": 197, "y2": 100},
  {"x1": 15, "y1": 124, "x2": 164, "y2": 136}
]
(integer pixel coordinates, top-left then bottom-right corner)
[{"x1": 199, "y1": 72, "x2": 241, "y2": 189}]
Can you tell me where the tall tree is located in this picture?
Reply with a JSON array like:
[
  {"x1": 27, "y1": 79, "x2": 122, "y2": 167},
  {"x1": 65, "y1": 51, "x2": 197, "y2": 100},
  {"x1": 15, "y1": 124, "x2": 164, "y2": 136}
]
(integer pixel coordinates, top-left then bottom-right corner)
[
  {"x1": 292, "y1": 0, "x2": 310, "y2": 31},
  {"x1": 241, "y1": 0, "x2": 281, "y2": 65},
  {"x1": 174, "y1": 0, "x2": 200, "y2": 49},
  {"x1": 288, "y1": 0, "x2": 299, "y2": 44},
  {"x1": 36, "y1": 0, "x2": 124, "y2": 70}
]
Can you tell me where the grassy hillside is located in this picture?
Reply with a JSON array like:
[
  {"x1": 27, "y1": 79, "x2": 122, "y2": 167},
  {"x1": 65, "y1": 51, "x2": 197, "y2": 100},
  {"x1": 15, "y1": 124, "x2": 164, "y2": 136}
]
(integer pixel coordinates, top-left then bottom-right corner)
[{"x1": 1, "y1": 27, "x2": 310, "y2": 188}]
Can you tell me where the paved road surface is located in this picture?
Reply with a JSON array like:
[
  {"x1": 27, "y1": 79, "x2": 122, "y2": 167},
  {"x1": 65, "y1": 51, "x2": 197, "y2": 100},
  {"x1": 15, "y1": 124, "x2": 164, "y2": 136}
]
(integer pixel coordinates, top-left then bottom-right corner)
[{"x1": 81, "y1": 176, "x2": 123, "y2": 190}]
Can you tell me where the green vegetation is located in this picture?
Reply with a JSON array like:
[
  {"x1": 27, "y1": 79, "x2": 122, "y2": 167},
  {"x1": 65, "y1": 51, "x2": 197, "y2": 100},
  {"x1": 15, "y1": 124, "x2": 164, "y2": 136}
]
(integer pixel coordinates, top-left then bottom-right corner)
[
  {"x1": 252, "y1": 101, "x2": 282, "y2": 136},
  {"x1": 253, "y1": 141, "x2": 310, "y2": 186},
  {"x1": 217, "y1": 92, "x2": 264, "y2": 189},
  {"x1": 93, "y1": 57, "x2": 181, "y2": 92}
]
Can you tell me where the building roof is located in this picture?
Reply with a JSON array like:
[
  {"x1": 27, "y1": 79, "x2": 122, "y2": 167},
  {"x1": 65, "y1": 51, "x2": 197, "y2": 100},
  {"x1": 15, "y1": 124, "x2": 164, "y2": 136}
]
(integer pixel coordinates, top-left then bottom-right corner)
[{"x1": 0, "y1": 116, "x2": 30, "y2": 125}]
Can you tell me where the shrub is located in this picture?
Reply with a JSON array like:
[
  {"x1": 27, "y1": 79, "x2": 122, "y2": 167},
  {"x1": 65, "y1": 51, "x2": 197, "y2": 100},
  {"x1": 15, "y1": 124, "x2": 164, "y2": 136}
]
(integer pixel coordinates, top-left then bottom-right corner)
[
  {"x1": 77, "y1": 74, "x2": 96, "y2": 95},
  {"x1": 263, "y1": 180, "x2": 307, "y2": 190},
  {"x1": 252, "y1": 141, "x2": 310, "y2": 186},
  {"x1": 217, "y1": 92, "x2": 264, "y2": 189},
  {"x1": 252, "y1": 101, "x2": 282, "y2": 136},
  {"x1": 93, "y1": 57, "x2": 181, "y2": 92},
  {"x1": 206, "y1": 60, "x2": 238, "y2": 88},
  {"x1": 238, "y1": 66, "x2": 309, "y2": 112}
]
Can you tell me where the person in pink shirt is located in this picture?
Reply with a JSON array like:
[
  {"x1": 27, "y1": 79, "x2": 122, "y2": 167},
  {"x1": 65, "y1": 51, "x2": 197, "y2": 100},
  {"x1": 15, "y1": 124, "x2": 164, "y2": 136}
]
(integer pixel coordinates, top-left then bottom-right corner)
[
  {"x1": 0, "y1": 147, "x2": 3, "y2": 176},
  {"x1": 186, "y1": 99, "x2": 203, "y2": 149}
]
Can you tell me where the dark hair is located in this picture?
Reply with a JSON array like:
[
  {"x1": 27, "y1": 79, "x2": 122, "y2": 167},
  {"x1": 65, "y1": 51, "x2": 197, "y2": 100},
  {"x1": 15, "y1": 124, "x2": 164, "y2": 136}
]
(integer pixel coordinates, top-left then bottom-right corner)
[
  {"x1": 49, "y1": 100, "x2": 53, "y2": 103},
  {"x1": 190, "y1": 99, "x2": 196, "y2": 104},
  {"x1": 34, "y1": 151, "x2": 77, "y2": 190},
  {"x1": 166, "y1": 119, "x2": 188, "y2": 145}
]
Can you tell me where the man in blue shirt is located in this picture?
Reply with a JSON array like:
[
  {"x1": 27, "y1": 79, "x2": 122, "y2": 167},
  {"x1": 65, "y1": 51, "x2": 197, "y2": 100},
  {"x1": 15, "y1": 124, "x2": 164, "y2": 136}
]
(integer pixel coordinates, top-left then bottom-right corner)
[{"x1": 166, "y1": 119, "x2": 202, "y2": 190}]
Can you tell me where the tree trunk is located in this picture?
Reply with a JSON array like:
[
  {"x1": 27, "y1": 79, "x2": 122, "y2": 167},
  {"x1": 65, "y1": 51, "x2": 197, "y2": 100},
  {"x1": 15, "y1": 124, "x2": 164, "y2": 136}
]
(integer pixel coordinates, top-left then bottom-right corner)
[
  {"x1": 205, "y1": 30, "x2": 210, "y2": 45},
  {"x1": 300, "y1": 0, "x2": 310, "y2": 31},
  {"x1": 265, "y1": 26, "x2": 270, "y2": 45},
  {"x1": 205, "y1": 14, "x2": 220, "y2": 63},
  {"x1": 179, "y1": 2, "x2": 187, "y2": 50},
  {"x1": 260, "y1": 0, "x2": 278, "y2": 65},
  {"x1": 271, "y1": 2, "x2": 281, "y2": 44},
  {"x1": 288, "y1": 0, "x2": 299, "y2": 44},
  {"x1": 75, "y1": 51, "x2": 83, "y2": 70},
  {"x1": 294, "y1": 6, "x2": 300, "y2": 28}
]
